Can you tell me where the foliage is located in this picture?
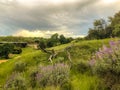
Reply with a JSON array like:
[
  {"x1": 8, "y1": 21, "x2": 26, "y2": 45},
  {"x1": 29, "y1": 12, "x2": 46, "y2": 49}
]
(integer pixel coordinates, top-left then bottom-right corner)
[
  {"x1": 86, "y1": 11, "x2": 120, "y2": 39},
  {"x1": 38, "y1": 39, "x2": 47, "y2": 50},
  {"x1": 73, "y1": 62, "x2": 92, "y2": 74},
  {"x1": 0, "y1": 36, "x2": 41, "y2": 44},
  {"x1": 30, "y1": 63, "x2": 70, "y2": 88},
  {"x1": 14, "y1": 61, "x2": 27, "y2": 72},
  {"x1": 38, "y1": 33, "x2": 73, "y2": 49},
  {"x1": 4, "y1": 72, "x2": 27, "y2": 90},
  {"x1": 12, "y1": 47, "x2": 22, "y2": 54},
  {"x1": 0, "y1": 43, "x2": 14, "y2": 59},
  {"x1": 0, "y1": 38, "x2": 115, "y2": 89},
  {"x1": 86, "y1": 19, "x2": 113, "y2": 39},
  {"x1": 89, "y1": 40, "x2": 120, "y2": 89},
  {"x1": 112, "y1": 24, "x2": 120, "y2": 37}
]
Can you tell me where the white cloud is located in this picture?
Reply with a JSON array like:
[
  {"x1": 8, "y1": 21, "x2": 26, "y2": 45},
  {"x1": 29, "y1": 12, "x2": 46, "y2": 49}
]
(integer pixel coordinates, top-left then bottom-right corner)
[
  {"x1": 0, "y1": 0, "x2": 120, "y2": 37},
  {"x1": 13, "y1": 29, "x2": 85, "y2": 38}
]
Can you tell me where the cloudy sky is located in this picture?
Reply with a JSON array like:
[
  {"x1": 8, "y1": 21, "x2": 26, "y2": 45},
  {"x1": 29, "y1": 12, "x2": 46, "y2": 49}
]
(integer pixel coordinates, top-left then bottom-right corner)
[{"x1": 0, "y1": 0, "x2": 120, "y2": 38}]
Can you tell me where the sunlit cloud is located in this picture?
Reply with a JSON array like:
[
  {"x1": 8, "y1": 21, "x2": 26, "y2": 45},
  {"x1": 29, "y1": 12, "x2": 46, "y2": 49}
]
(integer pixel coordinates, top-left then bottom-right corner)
[
  {"x1": 13, "y1": 29, "x2": 83, "y2": 38},
  {"x1": 102, "y1": 0, "x2": 118, "y2": 4}
]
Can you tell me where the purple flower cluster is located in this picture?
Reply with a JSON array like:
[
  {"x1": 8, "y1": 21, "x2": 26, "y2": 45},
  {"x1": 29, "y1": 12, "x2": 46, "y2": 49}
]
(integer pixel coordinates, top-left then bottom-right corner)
[
  {"x1": 36, "y1": 63, "x2": 70, "y2": 86},
  {"x1": 89, "y1": 40, "x2": 120, "y2": 89},
  {"x1": 89, "y1": 40, "x2": 120, "y2": 67}
]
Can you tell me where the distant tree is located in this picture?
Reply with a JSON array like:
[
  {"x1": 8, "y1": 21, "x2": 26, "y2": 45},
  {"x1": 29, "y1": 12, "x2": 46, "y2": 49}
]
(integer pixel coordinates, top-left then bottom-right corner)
[
  {"x1": 109, "y1": 11, "x2": 120, "y2": 27},
  {"x1": 38, "y1": 40, "x2": 46, "y2": 50},
  {"x1": 86, "y1": 18, "x2": 112, "y2": 39},
  {"x1": 47, "y1": 39, "x2": 54, "y2": 47},
  {"x1": 49, "y1": 33, "x2": 60, "y2": 46},
  {"x1": 0, "y1": 44, "x2": 14, "y2": 59},
  {"x1": 86, "y1": 28, "x2": 99, "y2": 39},
  {"x1": 59, "y1": 35, "x2": 67, "y2": 44},
  {"x1": 66, "y1": 37, "x2": 73, "y2": 43},
  {"x1": 108, "y1": 11, "x2": 120, "y2": 37},
  {"x1": 112, "y1": 24, "x2": 120, "y2": 37},
  {"x1": 51, "y1": 33, "x2": 59, "y2": 40}
]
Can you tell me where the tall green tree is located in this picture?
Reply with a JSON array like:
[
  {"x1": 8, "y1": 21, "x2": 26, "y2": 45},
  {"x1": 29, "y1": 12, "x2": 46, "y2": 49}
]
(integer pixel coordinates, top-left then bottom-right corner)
[{"x1": 87, "y1": 19, "x2": 108, "y2": 39}]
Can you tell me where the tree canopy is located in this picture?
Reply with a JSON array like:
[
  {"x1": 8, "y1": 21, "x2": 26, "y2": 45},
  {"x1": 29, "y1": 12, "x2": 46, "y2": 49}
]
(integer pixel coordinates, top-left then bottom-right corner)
[{"x1": 86, "y1": 11, "x2": 120, "y2": 39}]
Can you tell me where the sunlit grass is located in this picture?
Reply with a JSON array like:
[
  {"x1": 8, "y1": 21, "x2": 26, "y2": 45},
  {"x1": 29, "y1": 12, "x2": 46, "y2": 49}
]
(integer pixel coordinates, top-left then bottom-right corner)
[{"x1": 0, "y1": 38, "x2": 119, "y2": 89}]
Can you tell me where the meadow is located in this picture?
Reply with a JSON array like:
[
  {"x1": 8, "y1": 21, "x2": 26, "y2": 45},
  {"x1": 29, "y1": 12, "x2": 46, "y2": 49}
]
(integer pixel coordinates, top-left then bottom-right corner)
[{"x1": 0, "y1": 38, "x2": 119, "y2": 90}]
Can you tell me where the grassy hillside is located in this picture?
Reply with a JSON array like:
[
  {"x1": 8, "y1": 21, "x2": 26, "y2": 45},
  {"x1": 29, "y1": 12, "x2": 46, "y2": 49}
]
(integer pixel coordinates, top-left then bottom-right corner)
[{"x1": 0, "y1": 38, "x2": 118, "y2": 89}]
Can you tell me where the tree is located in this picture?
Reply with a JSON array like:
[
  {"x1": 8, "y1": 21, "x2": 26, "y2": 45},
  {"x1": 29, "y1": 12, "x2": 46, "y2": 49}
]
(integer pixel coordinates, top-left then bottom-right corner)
[
  {"x1": 108, "y1": 11, "x2": 120, "y2": 37},
  {"x1": 0, "y1": 44, "x2": 14, "y2": 59},
  {"x1": 112, "y1": 24, "x2": 120, "y2": 37},
  {"x1": 109, "y1": 11, "x2": 120, "y2": 27},
  {"x1": 49, "y1": 33, "x2": 60, "y2": 46},
  {"x1": 86, "y1": 19, "x2": 112, "y2": 39},
  {"x1": 86, "y1": 28, "x2": 99, "y2": 39},
  {"x1": 59, "y1": 35, "x2": 67, "y2": 44},
  {"x1": 38, "y1": 40, "x2": 46, "y2": 50}
]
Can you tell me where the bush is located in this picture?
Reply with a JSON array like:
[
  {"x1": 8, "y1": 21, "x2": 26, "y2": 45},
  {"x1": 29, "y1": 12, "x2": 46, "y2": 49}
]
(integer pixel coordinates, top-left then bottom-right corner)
[
  {"x1": 60, "y1": 82, "x2": 72, "y2": 90},
  {"x1": 4, "y1": 72, "x2": 27, "y2": 90},
  {"x1": 29, "y1": 68, "x2": 38, "y2": 88},
  {"x1": 37, "y1": 63, "x2": 70, "y2": 87},
  {"x1": 74, "y1": 62, "x2": 92, "y2": 74},
  {"x1": 12, "y1": 47, "x2": 22, "y2": 54},
  {"x1": 89, "y1": 40, "x2": 120, "y2": 89},
  {"x1": 0, "y1": 43, "x2": 14, "y2": 59},
  {"x1": 14, "y1": 61, "x2": 27, "y2": 72},
  {"x1": 30, "y1": 63, "x2": 70, "y2": 88},
  {"x1": 15, "y1": 43, "x2": 27, "y2": 48}
]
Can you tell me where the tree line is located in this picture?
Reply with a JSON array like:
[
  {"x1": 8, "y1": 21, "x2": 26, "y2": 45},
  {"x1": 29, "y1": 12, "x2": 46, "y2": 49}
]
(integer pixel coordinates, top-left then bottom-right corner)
[
  {"x1": 86, "y1": 11, "x2": 120, "y2": 39},
  {"x1": 36, "y1": 33, "x2": 73, "y2": 49},
  {"x1": 0, "y1": 44, "x2": 22, "y2": 59}
]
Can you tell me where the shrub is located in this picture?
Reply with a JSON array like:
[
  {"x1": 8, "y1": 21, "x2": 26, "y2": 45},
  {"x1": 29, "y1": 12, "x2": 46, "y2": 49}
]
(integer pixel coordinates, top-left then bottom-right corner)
[
  {"x1": 0, "y1": 43, "x2": 14, "y2": 59},
  {"x1": 60, "y1": 82, "x2": 72, "y2": 90},
  {"x1": 37, "y1": 63, "x2": 70, "y2": 87},
  {"x1": 89, "y1": 40, "x2": 120, "y2": 89},
  {"x1": 74, "y1": 62, "x2": 92, "y2": 74},
  {"x1": 14, "y1": 61, "x2": 27, "y2": 72},
  {"x1": 12, "y1": 47, "x2": 22, "y2": 54},
  {"x1": 54, "y1": 56, "x2": 65, "y2": 63},
  {"x1": 29, "y1": 68, "x2": 38, "y2": 88},
  {"x1": 30, "y1": 63, "x2": 70, "y2": 88},
  {"x1": 4, "y1": 72, "x2": 27, "y2": 90}
]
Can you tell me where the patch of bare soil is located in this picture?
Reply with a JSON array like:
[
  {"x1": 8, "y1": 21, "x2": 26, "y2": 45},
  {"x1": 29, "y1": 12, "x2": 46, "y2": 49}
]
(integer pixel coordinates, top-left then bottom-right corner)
[{"x1": 0, "y1": 60, "x2": 8, "y2": 64}]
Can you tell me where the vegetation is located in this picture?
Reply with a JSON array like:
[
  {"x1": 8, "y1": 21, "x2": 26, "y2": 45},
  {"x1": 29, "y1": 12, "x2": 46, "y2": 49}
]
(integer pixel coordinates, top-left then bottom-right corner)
[
  {"x1": 0, "y1": 43, "x2": 22, "y2": 59},
  {"x1": 90, "y1": 40, "x2": 120, "y2": 89},
  {"x1": 37, "y1": 33, "x2": 73, "y2": 49},
  {"x1": 86, "y1": 11, "x2": 120, "y2": 39},
  {"x1": 0, "y1": 44, "x2": 14, "y2": 59},
  {"x1": 0, "y1": 11, "x2": 120, "y2": 90},
  {"x1": 0, "y1": 38, "x2": 118, "y2": 90}
]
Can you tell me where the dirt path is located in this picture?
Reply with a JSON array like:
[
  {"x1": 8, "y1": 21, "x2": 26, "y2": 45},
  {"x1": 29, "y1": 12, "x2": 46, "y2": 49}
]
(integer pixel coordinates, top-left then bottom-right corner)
[{"x1": 0, "y1": 60, "x2": 8, "y2": 64}]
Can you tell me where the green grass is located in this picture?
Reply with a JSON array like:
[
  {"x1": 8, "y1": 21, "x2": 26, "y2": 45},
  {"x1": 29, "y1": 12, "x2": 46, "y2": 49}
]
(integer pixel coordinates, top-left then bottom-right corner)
[
  {"x1": 0, "y1": 38, "x2": 119, "y2": 89},
  {"x1": 0, "y1": 47, "x2": 48, "y2": 86},
  {"x1": 71, "y1": 74, "x2": 99, "y2": 90}
]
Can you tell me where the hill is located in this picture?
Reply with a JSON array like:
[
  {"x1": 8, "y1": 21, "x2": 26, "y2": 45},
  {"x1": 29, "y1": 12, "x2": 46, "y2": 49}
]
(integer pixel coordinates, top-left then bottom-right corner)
[{"x1": 0, "y1": 38, "x2": 118, "y2": 90}]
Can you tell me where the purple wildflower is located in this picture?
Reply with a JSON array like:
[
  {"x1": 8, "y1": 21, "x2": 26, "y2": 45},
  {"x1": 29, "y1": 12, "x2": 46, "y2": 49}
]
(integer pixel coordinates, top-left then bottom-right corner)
[
  {"x1": 96, "y1": 51, "x2": 103, "y2": 59},
  {"x1": 89, "y1": 58, "x2": 96, "y2": 66},
  {"x1": 109, "y1": 41, "x2": 116, "y2": 47}
]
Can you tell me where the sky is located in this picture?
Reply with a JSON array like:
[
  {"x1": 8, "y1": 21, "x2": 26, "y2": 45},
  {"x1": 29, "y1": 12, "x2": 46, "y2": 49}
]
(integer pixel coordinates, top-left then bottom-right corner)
[{"x1": 0, "y1": 0, "x2": 120, "y2": 38}]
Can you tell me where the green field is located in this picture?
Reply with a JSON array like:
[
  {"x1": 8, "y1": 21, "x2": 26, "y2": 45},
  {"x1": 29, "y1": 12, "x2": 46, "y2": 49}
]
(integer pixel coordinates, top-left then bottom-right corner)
[{"x1": 0, "y1": 38, "x2": 119, "y2": 90}]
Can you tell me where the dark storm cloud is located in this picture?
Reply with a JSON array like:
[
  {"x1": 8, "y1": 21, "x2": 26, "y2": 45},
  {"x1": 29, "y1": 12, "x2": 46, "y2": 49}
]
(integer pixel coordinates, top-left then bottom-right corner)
[{"x1": 0, "y1": 0, "x2": 120, "y2": 36}]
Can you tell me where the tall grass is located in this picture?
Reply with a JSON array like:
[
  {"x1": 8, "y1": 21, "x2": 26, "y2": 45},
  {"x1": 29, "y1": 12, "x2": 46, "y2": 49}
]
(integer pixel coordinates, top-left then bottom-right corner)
[{"x1": 0, "y1": 38, "x2": 119, "y2": 89}]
